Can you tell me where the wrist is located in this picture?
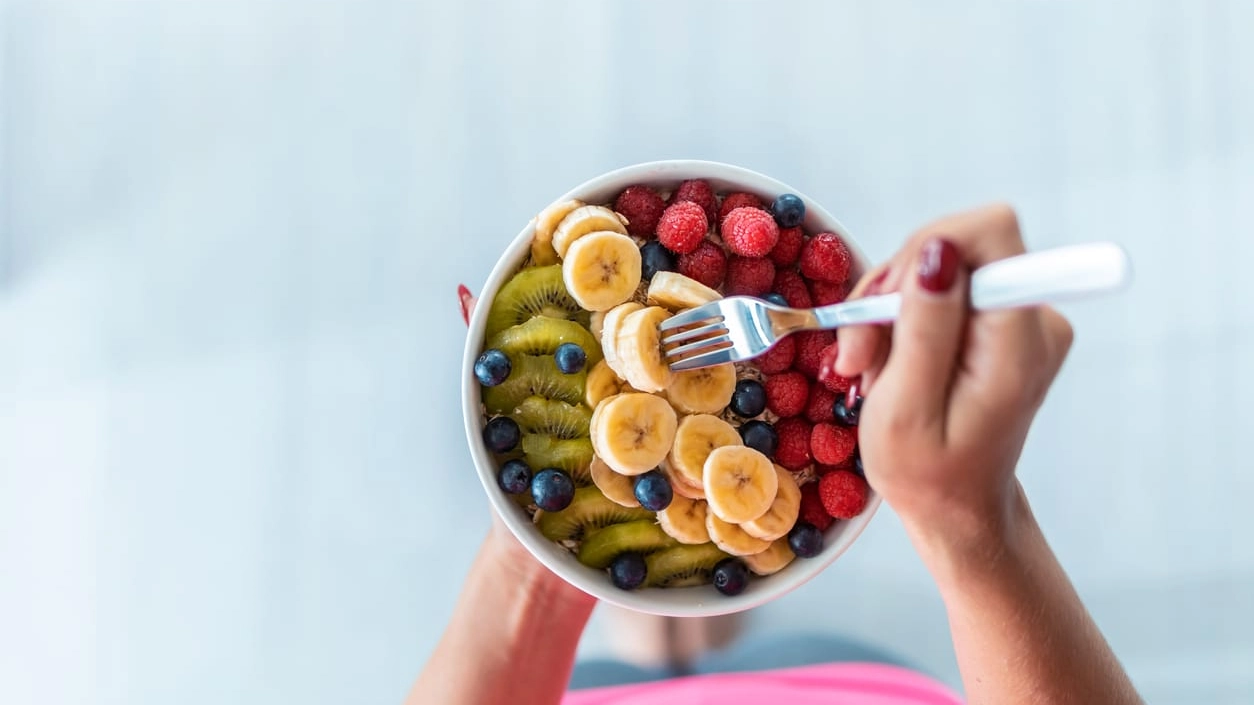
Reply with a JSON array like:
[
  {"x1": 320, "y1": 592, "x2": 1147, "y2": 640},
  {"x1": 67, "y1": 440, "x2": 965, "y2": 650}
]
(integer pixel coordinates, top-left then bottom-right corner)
[{"x1": 901, "y1": 482, "x2": 1034, "y2": 589}]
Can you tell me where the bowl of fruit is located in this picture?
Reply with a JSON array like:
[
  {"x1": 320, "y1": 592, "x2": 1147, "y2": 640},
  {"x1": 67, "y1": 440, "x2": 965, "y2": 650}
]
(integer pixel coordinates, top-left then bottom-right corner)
[{"x1": 462, "y1": 160, "x2": 879, "y2": 616}]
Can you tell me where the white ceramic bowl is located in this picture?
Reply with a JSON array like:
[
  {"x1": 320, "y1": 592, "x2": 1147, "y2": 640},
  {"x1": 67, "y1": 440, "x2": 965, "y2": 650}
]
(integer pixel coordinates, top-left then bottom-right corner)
[{"x1": 462, "y1": 160, "x2": 881, "y2": 617}]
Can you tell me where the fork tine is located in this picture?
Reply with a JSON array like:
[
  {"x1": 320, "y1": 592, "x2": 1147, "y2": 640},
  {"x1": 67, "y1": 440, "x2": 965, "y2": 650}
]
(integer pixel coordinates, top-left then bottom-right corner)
[
  {"x1": 668, "y1": 346, "x2": 737, "y2": 371},
  {"x1": 660, "y1": 321, "x2": 728, "y2": 347},
  {"x1": 665, "y1": 335, "x2": 734, "y2": 361},
  {"x1": 659, "y1": 303, "x2": 724, "y2": 331}
]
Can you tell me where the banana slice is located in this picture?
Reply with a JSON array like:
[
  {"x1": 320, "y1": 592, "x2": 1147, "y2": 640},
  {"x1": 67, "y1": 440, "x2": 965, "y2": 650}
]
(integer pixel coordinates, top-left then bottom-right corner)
[
  {"x1": 586, "y1": 360, "x2": 623, "y2": 408},
  {"x1": 668, "y1": 414, "x2": 743, "y2": 490},
  {"x1": 703, "y1": 446, "x2": 778, "y2": 524},
  {"x1": 589, "y1": 392, "x2": 623, "y2": 443},
  {"x1": 647, "y1": 271, "x2": 721, "y2": 311},
  {"x1": 600, "y1": 302, "x2": 644, "y2": 379},
  {"x1": 656, "y1": 494, "x2": 711, "y2": 544},
  {"x1": 663, "y1": 460, "x2": 706, "y2": 500},
  {"x1": 563, "y1": 232, "x2": 643, "y2": 312},
  {"x1": 553, "y1": 205, "x2": 628, "y2": 259},
  {"x1": 742, "y1": 539, "x2": 796, "y2": 576},
  {"x1": 706, "y1": 512, "x2": 772, "y2": 557},
  {"x1": 741, "y1": 465, "x2": 802, "y2": 541},
  {"x1": 665, "y1": 363, "x2": 737, "y2": 415},
  {"x1": 615, "y1": 306, "x2": 674, "y2": 392},
  {"x1": 590, "y1": 455, "x2": 640, "y2": 508},
  {"x1": 592, "y1": 393, "x2": 678, "y2": 476},
  {"x1": 589, "y1": 310, "x2": 606, "y2": 340},
  {"x1": 533, "y1": 199, "x2": 584, "y2": 265}
]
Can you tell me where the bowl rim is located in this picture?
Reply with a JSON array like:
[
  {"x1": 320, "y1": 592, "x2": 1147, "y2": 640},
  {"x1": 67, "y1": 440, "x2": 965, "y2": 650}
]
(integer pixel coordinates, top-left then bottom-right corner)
[{"x1": 461, "y1": 159, "x2": 880, "y2": 617}]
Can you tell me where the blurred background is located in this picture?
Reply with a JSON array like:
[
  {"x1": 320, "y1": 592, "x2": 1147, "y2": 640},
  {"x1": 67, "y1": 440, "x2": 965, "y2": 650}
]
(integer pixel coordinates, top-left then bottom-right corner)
[{"x1": 2, "y1": 1, "x2": 1252, "y2": 703}]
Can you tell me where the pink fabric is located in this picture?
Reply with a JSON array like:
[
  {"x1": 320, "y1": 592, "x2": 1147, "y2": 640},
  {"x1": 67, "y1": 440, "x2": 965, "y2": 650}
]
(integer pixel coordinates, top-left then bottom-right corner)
[{"x1": 563, "y1": 663, "x2": 963, "y2": 705}]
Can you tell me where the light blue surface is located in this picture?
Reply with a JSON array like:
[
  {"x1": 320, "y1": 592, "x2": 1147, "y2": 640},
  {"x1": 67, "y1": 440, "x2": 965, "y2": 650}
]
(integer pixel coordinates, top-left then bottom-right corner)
[{"x1": 2, "y1": 1, "x2": 1252, "y2": 703}]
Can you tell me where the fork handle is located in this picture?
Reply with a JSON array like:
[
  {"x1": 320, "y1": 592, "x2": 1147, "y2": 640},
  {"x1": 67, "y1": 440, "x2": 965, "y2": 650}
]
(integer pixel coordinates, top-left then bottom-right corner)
[{"x1": 814, "y1": 242, "x2": 1132, "y2": 327}]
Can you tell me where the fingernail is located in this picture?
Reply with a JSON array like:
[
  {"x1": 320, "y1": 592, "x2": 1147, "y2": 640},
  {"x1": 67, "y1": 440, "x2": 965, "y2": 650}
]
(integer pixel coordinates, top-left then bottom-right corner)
[
  {"x1": 865, "y1": 269, "x2": 889, "y2": 296},
  {"x1": 917, "y1": 237, "x2": 960, "y2": 293},
  {"x1": 846, "y1": 380, "x2": 860, "y2": 409}
]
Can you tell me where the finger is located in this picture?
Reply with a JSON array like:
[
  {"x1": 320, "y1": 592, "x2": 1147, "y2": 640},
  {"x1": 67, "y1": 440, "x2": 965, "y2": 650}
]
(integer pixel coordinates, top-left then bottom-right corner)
[
  {"x1": 834, "y1": 263, "x2": 893, "y2": 377},
  {"x1": 1039, "y1": 306, "x2": 1074, "y2": 381}
]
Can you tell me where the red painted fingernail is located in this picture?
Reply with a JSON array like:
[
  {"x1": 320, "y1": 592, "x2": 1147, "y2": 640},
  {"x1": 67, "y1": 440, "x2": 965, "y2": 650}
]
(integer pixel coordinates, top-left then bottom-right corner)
[
  {"x1": 865, "y1": 269, "x2": 889, "y2": 296},
  {"x1": 458, "y1": 284, "x2": 476, "y2": 326},
  {"x1": 917, "y1": 238, "x2": 960, "y2": 293},
  {"x1": 846, "y1": 380, "x2": 860, "y2": 409}
]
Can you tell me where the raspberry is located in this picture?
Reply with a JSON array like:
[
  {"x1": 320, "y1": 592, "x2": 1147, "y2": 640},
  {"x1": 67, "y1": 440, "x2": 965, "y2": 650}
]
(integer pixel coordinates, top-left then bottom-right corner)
[
  {"x1": 774, "y1": 417, "x2": 813, "y2": 470},
  {"x1": 809, "y1": 279, "x2": 847, "y2": 306},
  {"x1": 769, "y1": 227, "x2": 804, "y2": 267},
  {"x1": 811, "y1": 422, "x2": 858, "y2": 465},
  {"x1": 613, "y1": 185, "x2": 666, "y2": 238},
  {"x1": 800, "y1": 232, "x2": 853, "y2": 284},
  {"x1": 793, "y1": 331, "x2": 835, "y2": 378},
  {"x1": 799, "y1": 481, "x2": 834, "y2": 531},
  {"x1": 771, "y1": 269, "x2": 813, "y2": 309},
  {"x1": 725, "y1": 256, "x2": 776, "y2": 297},
  {"x1": 670, "y1": 179, "x2": 718, "y2": 224},
  {"x1": 806, "y1": 383, "x2": 837, "y2": 424},
  {"x1": 765, "y1": 371, "x2": 809, "y2": 418},
  {"x1": 819, "y1": 469, "x2": 869, "y2": 519},
  {"x1": 677, "y1": 239, "x2": 728, "y2": 289},
  {"x1": 722, "y1": 207, "x2": 780, "y2": 257},
  {"x1": 754, "y1": 335, "x2": 795, "y2": 374},
  {"x1": 656, "y1": 201, "x2": 708, "y2": 254},
  {"x1": 816, "y1": 342, "x2": 854, "y2": 393},
  {"x1": 718, "y1": 192, "x2": 765, "y2": 223}
]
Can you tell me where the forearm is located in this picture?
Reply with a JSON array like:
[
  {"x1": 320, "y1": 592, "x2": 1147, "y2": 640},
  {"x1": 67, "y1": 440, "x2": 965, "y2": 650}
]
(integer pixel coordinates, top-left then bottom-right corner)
[
  {"x1": 407, "y1": 530, "x2": 596, "y2": 705},
  {"x1": 907, "y1": 484, "x2": 1142, "y2": 705}
]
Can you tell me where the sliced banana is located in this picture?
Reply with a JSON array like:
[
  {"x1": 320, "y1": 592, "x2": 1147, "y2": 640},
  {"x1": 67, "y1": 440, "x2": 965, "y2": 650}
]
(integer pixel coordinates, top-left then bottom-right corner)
[
  {"x1": 533, "y1": 199, "x2": 584, "y2": 266},
  {"x1": 600, "y1": 302, "x2": 644, "y2": 380},
  {"x1": 647, "y1": 271, "x2": 721, "y2": 311},
  {"x1": 585, "y1": 360, "x2": 623, "y2": 408},
  {"x1": 706, "y1": 512, "x2": 772, "y2": 557},
  {"x1": 668, "y1": 414, "x2": 743, "y2": 490},
  {"x1": 563, "y1": 232, "x2": 643, "y2": 312},
  {"x1": 703, "y1": 446, "x2": 778, "y2": 524},
  {"x1": 592, "y1": 393, "x2": 678, "y2": 476},
  {"x1": 742, "y1": 539, "x2": 796, "y2": 576},
  {"x1": 589, "y1": 392, "x2": 623, "y2": 443},
  {"x1": 665, "y1": 363, "x2": 737, "y2": 415},
  {"x1": 663, "y1": 460, "x2": 706, "y2": 500},
  {"x1": 589, "y1": 310, "x2": 606, "y2": 340},
  {"x1": 656, "y1": 494, "x2": 711, "y2": 544},
  {"x1": 590, "y1": 455, "x2": 640, "y2": 508},
  {"x1": 741, "y1": 465, "x2": 802, "y2": 541},
  {"x1": 615, "y1": 306, "x2": 674, "y2": 392},
  {"x1": 553, "y1": 205, "x2": 628, "y2": 259}
]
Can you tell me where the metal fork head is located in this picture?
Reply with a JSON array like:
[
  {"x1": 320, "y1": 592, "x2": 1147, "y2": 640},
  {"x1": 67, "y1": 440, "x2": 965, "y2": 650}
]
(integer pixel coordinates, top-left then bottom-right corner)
[{"x1": 658, "y1": 297, "x2": 779, "y2": 371}]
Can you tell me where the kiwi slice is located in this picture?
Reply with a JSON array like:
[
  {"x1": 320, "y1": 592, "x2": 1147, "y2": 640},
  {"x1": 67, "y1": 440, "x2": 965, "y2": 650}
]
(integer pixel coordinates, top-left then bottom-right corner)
[
  {"x1": 485, "y1": 265, "x2": 589, "y2": 337},
  {"x1": 482, "y1": 356, "x2": 585, "y2": 413},
  {"x1": 521, "y1": 434, "x2": 593, "y2": 484},
  {"x1": 512, "y1": 396, "x2": 591, "y2": 438},
  {"x1": 535, "y1": 486, "x2": 653, "y2": 542},
  {"x1": 578, "y1": 520, "x2": 677, "y2": 569},
  {"x1": 488, "y1": 316, "x2": 603, "y2": 367},
  {"x1": 644, "y1": 543, "x2": 731, "y2": 588}
]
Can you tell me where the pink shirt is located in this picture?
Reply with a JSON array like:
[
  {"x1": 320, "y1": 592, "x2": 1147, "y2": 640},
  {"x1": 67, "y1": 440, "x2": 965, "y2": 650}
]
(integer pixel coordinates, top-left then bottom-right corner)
[{"x1": 564, "y1": 663, "x2": 963, "y2": 705}]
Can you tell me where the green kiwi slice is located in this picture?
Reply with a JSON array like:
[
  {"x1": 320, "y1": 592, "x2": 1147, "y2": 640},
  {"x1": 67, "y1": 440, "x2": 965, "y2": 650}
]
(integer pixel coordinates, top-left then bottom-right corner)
[
  {"x1": 481, "y1": 356, "x2": 585, "y2": 414},
  {"x1": 488, "y1": 316, "x2": 603, "y2": 367},
  {"x1": 485, "y1": 265, "x2": 588, "y2": 337},
  {"x1": 577, "y1": 520, "x2": 677, "y2": 569},
  {"x1": 644, "y1": 543, "x2": 731, "y2": 588},
  {"x1": 521, "y1": 435, "x2": 593, "y2": 485},
  {"x1": 512, "y1": 396, "x2": 591, "y2": 438},
  {"x1": 535, "y1": 486, "x2": 653, "y2": 542}
]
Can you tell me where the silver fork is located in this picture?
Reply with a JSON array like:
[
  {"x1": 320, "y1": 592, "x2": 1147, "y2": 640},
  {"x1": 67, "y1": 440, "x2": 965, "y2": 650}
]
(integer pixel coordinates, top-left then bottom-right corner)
[{"x1": 659, "y1": 242, "x2": 1132, "y2": 371}]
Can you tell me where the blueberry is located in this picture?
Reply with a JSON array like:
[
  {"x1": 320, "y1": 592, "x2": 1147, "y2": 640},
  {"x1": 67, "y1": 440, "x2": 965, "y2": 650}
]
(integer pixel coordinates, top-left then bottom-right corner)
[
  {"x1": 633, "y1": 470, "x2": 673, "y2": 511},
  {"x1": 729, "y1": 379, "x2": 767, "y2": 418},
  {"x1": 531, "y1": 468, "x2": 575, "y2": 511},
  {"x1": 832, "y1": 392, "x2": 863, "y2": 427},
  {"x1": 739, "y1": 420, "x2": 778, "y2": 458},
  {"x1": 771, "y1": 193, "x2": 806, "y2": 229},
  {"x1": 474, "y1": 348, "x2": 511, "y2": 387},
  {"x1": 762, "y1": 293, "x2": 788, "y2": 307},
  {"x1": 554, "y1": 342, "x2": 587, "y2": 374},
  {"x1": 497, "y1": 459, "x2": 532, "y2": 494},
  {"x1": 853, "y1": 449, "x2": 864, "y2": 477},
  {"x1": 610, "y1": 552, "x2": 648, "y2": 590},
  {"x1": 788, "y1": 521, "x2": 824, "y2": 558},
  {"x1": 482, "y1": 416, "x2": 521, "y2": 453},
  {"x1": 640, "y1": 241, "x2": 677, "y2": 281},
  {"x1": 713, "y1": 558, "x2": 749, "y2": 596}
]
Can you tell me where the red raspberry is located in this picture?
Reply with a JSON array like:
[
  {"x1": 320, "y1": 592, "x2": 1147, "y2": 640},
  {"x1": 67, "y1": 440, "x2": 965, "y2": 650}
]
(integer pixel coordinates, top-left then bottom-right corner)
[
  {"x1": 811, "y1": 422, "x2": 858, "y2": 466},
  {"x1": 800, "y1": 232, "x2": 853, "y2": 284},
  {"x1": 769, "y1": 227, "x2": 804, "y2": 267},
  {"x1": 613, "y1": 185, "x2": 666, "y2": 238},
  {"x1": 754, "y1": 335, "x2": 795, "y2": 374},
  {"x1": 774, "y1": 417, "x2": 814, "y2": 470},
  {"x1": 765, "y1": 371, "x2": 809, "y2": 418},
  {"x1": 816, "y1": 342, "x2": 854, "y2": 393},
  {"x1": 725, "y1": 256, "x2": 776, "y2": 297},
  {"x1": 722, "y1": 207, "x2": 780, "y2": 257},
  {"x1": 793, "y1": 331, "x2": 835, "y2": 378},
  {"x1": 677, "y1": 239, "x2": 727, "y2": 289},
  {"x1": 806, "y1": 383, "x2": 837, "y2": 424},
  {"x1": 670, "y1": 179, "x2": 718, "y2": 224},
  {"x1": 718, "y1": 192, "x2": 765, "y2": 223},
  {"x1": 799, "y1": 481, "x2": 834, "y2": 531},
  {"x1": 819, "y1": 469, "x2": 869, "y2": 519},
  {"x1": 771, "y1": 269, "x2": 813, "y2": 309},
  {"x1": 656, "y1": 201, "x2": 708, "y2": 254},
  {"x1": 809, "y1": 279, "x2": 847, "y2": 306}
]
